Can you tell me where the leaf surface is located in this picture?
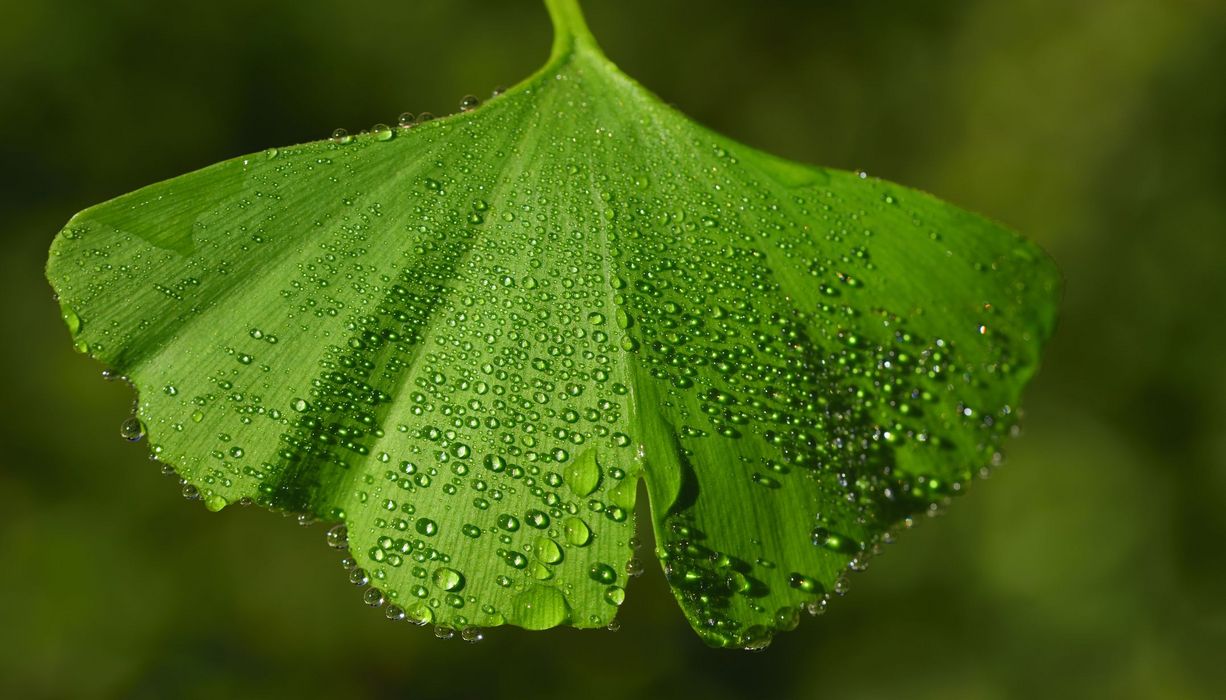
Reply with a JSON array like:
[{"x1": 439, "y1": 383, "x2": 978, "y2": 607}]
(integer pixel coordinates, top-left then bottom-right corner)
[{"x1": 46, "y1": 0, "x2": 1059, "y2": 647}]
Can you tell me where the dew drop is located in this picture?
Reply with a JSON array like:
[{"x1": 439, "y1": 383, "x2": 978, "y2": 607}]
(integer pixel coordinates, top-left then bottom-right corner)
[
  {"x1": 325, "y1": 524, "x2": 349, "y2": 549},
  {"x1": 432, "y1": 567, "x2": 465, "y2": 592},
  {"x1": 416, "y1": 518, "x2": 439, "y2": 537},
  {"x1": 565, "y1": 449, "x2": 601, "y2": 497},
  {"x1": 604, "y1": 585, "x2": 625, "y2": 606},
  {"x1": 589, "y1": 563, "x2": 617, "y2": 585},
  {"x1": 534, "y1": 537, "x2": 563, "y2": 564},
  {"x1": 563, "y1": 517, "x2": 591, "y2": 546},
  {"x1": 119, "y1": 417, "x2": 145, "y2": 442},
  {"x1": 788, "y1": 573, "x2": 819, "y2": 593},
  {"x1": 62, "y1": 308, "x2": 82, "y2": 335},
  {"x1": 510, "y1": 585, "x2": 569, "y2": 630}
]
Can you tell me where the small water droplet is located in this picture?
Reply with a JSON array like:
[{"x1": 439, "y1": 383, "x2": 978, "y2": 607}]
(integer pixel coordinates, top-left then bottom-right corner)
[
  {"x1": 604, "y1": 585, "x2": 625, "y2": 606},
  {"x1": 326, "y1": 524, "x2": 348, "y2": 549},
  {"x1": 589, "y1": 563, "x2": 617, "y2": 585},
  {"x1": 62, "y1": 308, "x2": 82, "y2": 335},
  {"x1": 120, "y1": 417, "x2": 145, "y2": 442},
  {"x1": 416, "y1": 518, "x2": 439, "y2": 537}
]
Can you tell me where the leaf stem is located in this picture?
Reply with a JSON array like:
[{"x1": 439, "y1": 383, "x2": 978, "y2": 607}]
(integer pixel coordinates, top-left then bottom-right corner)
[{"x1": 545, "y1": 0, "x2": 598, "y2": 59}]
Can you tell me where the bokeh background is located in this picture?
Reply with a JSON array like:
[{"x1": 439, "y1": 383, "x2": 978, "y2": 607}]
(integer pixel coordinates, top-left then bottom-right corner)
[{"x1": 3, "y1": 0, "x2": 1224, "y2": 697}]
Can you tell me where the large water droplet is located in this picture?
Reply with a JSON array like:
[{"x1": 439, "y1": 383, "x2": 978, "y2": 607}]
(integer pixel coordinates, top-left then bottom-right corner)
[
  {"x1": 563, "y1": 517, "x2": 591, "y2": 546},
  {"x1": 510, "y1": 585, "x2": 569, "y2": 630},
  {"x1": 565, "y1": 449, "x2": 601, "y2": 497}
]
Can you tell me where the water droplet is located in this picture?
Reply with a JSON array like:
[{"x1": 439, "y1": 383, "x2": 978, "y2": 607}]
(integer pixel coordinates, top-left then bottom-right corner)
[
  {"x1": 520, "y1": 510, "x2": 547, "y2": 530},
  {"x1": 406, "y1": 603, "x2": 433, "y2": 625},
  {"x1": 788, "y1": 573, "x2": 819, "y2": 593},
  {"x1": 534, "y1": 537, "x2": 563, "y2": 564},
  {"x1": 331, "y1": 128, "x2": 352, "y2": 144},
  {"x1": 565, "y1": 449, "x2": 601, "y2": 497},
  {"x1": 589, "y1": 563, "x2": 617, "y2": 585},
  {"x1": 459, "y1": 94, "x2": 480, "y2": 111},
  {"x1": 416, "y1": 518, "x2": 439, "y2": 537},
  {"x1": 398, "y1": 111, "x2": 415, "y2": 127},
  {"x1": 604, "y1": 586, "x2": 625, "y2": 606},
  {"x1": 326, "y1": 524, "x2": 348, "y2": 549},
  {"x1": 62, "y1": 308, "x2": 82, "y2": 335},
  {"x1": 433, "y1": 567, "x2": 465, "y2": 592},
  {"x1": 511, "y1": 585, "x2": 569, "y2": 630},
  {"x1": 811, "y1": 527, "x2": 860, "y2": 553},
  {"x1": 119, "y1": 417, "x2": 145, "y2": 442},
  {"x1": 372, "y1": 123, "x2": 393, "y2": 141},
  {"x1": 563, "y1": 517, "x2": 591, "y2": 547}
]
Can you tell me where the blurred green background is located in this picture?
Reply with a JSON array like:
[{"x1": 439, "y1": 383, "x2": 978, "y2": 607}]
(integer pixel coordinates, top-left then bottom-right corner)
[{"x1": 3, "y1": 0, "x2": 1224, "y2": 697}]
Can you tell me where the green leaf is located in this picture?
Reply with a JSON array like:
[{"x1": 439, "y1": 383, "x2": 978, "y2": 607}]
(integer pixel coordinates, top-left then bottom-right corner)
[{"x1": 46, "y1": 0, "x2": 1059, "y2": 648}]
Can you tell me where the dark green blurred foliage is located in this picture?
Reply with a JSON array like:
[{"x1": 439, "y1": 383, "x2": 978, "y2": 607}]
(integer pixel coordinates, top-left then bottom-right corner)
[{"x1": 3, "y1": 0, "x2": 1223, "y2": 697}]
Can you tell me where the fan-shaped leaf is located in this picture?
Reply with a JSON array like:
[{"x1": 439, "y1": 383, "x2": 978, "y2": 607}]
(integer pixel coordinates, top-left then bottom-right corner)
[{"x1": 46, "y1": 0, "x2": 1059, "y2": 648}]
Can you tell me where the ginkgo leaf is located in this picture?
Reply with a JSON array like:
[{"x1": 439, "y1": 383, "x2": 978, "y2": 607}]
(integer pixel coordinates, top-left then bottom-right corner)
[{"x1": 46, "y1": 0, "x2": 1059, "y2": 649}]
